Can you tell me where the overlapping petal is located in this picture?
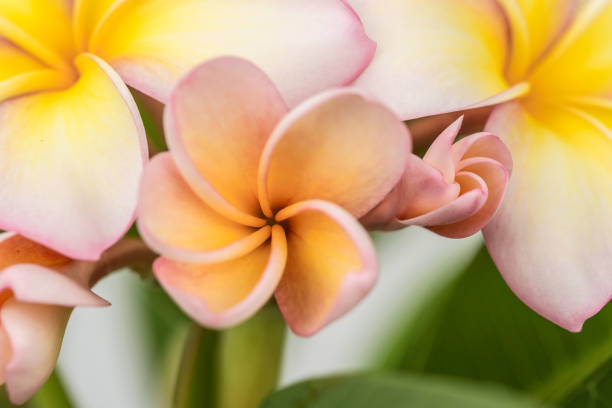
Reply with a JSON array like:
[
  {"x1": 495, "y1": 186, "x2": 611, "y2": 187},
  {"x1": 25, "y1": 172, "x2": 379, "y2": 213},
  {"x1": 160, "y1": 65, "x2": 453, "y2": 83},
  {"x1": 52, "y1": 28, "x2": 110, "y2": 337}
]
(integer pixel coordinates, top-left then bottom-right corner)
[
  {"x1": 90, "y1": 0, "x2": 375, "y2": 106},
  {"x1": 348, "y1": 0, "x2": 520, "y2": 119},
  {"x1": 497, "y1": 0, "x2": 577, "y2": 82},
  {"x1": 164, "y1": 57, "x2": 286, "y2": 226},
  {"x1": 138, "y1": 153, "x2": 269, "y2": 263},
  {"x1": 154, "y1": 226, "x2": 287, "y2": 329},
  {"x1": 0, "y1": 54, "x2": 147, "y2": 260},
  {"x1": 0, "y1": 0, "x2": 75, "y2": 71},
  {"x1": 484, "y1": 101, "x2": 612, "y2": 332},
  {"x1": 363, "y1": 118, "x2": 511, "y2": 237},
  {"x1": 258, "y1": 89, "x2": 410, "y2": 218},
  {"x1": 274, "y1": 200, "x2": 377, "y2": 336},
  {"x1": 0, "y1": 233, "x2": 108, "y2": 404},
  {"x1": 530, "y1": 1, "x2": 612, "y2": 99}
]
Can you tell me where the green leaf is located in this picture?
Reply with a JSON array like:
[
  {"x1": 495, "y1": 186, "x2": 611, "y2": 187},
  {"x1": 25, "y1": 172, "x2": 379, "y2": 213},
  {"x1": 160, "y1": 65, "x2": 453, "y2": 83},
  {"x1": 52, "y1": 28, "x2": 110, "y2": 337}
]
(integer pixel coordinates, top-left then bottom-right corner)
[
  {"x1": 174, "y1": 304, "x2": 286, "y2": 408},
  {"x1": 260, "y1": 373, "x2": 546, "y2": 408},
  {"x1": 28, "y1": 370, "x2": 74, "y2": 408},
  {"x1": 378, "y1": 245, "x2": 612, "y2": 405}
]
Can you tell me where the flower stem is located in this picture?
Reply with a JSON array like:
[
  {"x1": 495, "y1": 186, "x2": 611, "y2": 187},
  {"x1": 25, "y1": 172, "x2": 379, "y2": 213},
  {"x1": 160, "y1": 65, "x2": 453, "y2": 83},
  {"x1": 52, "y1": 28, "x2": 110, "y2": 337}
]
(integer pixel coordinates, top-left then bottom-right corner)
[{"x1": 173, "y1": 304, "x2": 286, "y2": 408}]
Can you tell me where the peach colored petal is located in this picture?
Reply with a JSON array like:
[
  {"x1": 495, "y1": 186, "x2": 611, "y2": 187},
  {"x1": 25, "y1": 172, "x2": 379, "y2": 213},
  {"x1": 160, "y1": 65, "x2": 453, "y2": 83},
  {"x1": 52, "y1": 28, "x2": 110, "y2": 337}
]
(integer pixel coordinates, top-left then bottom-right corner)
[
  {"x1": 154, "y1": 226, "x2": 287, "y2": 329},
  {"x1": 138, "y1": 153, "x2": 268, "y2": 263},
  {"x1": 164, "y1": 57, "x2": 286, "y2": 227},
  {"x1": 258, "y1": 89, "x2": 410, "y2": 218},
  {"x1": 484, "y1": 101, "x2": 612, "y2": 332},
  {"x1": 275, "y1": 200, "x2": 377, "y2": 336},
  {"x1": 91, "y1": 0, "x2": 375, "y2": 106},
  {"x1": 0, "y1": 54, "x2": 146, "y2": 260}
]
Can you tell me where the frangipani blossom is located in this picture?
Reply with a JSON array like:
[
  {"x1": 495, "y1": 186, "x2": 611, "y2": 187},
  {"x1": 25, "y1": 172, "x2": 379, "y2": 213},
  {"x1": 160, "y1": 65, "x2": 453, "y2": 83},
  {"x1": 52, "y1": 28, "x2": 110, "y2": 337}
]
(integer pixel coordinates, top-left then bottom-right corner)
[
  {"x1": 349, "y1": 0, "x2": 612, "y2": 331},
  {"x1": 0, "y1": 233, "x2": 108, "y2": 404},
  {"x1": 362, "y1": 117, "x2": 512, "y2": 238},
  {"x1": 0, "y1": 0, "x2": 373, "y2": 260},
  {"x1": 137, "y1": 57, "x2": 410, "y2": 336}
]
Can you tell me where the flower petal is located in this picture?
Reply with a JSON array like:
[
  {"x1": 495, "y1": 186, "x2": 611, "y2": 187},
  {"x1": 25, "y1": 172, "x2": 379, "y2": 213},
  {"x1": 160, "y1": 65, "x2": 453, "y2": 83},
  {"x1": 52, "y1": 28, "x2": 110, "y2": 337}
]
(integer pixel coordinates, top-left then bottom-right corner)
[
  {"x1": 138, "y1": 153, "x2": 270, "y2": 263},
  {"x1": 0, "y1": 38, "x2": 72, "y2": 101},
  {"x1": 2, "y1": 300, "x2": 69, "y2": 404},
  {"x1": 423, "y1": 116, "x2": 463, "y2": 183},
  {"x1": 530, "y1": 1, "x2": 612, "y2": 98},
  {"x1": 154, "y1": 226, "x2": 287, "y2": 329},
  {"x1": 258, "y1": 89, "x2": 410, "y2": 218},
  {"x1": 348, "y1": 0, "x2": 516, "y2": 119},
  {"x1": 73, "y1": 0, "x2": 125, "y2": 51},
  {"x1": 165, "y1": 57, "x2": 286, "y2": 227},
  {"x1": 497, "y1": 0, "x2": 578, "y2": 82},
  {"x1": 91, "y1": 0, "x2": 375, "y2": 106},
  {"x1": 0, "y1": 54, "x2": 147, "y2": 260},
  {"x1": 484, "y1": 101, "x2": 612, "y2": 332},
  {"x1": 0, "y1": 0, "x2": 74, "y2": 71},
  {"x1": 429, "y1": 160, "x2": 508, "y2": 238},
  {"x1": 399, "y1": 171, "x2": 488, "y2": 230},
  {"x1": 275, "y1": 200, "x2": 377, "y2": 336}
]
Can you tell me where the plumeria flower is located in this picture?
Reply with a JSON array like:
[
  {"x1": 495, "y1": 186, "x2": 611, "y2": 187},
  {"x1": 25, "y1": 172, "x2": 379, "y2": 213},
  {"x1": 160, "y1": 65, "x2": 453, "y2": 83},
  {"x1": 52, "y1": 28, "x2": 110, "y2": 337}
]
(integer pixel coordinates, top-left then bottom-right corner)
[
  {"x1": 362, "y1": 117, "x2": 512, "y2": 238},
  {"x1": 349, "y1": 0, "x2": 612, "y2": 331},
  {"x1": 0, "y1": 233, "x2": 108, "y2": 404},
  {"x1": 137, "y1": 57, "x2": 409, "y2": 336},
  {"x1": 0, "y1": 0, "x2": 374, "y2": 260}
]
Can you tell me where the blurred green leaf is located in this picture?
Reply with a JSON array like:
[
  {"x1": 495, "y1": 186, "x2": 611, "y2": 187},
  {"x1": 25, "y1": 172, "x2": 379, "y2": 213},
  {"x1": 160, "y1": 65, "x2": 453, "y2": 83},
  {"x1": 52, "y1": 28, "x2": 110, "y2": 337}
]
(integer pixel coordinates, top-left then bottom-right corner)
[
  {"x1": 378, "y1": 245, "x2": 612, "y2": 406},
  {"x1": 174, "y1": 304, "x2": 286, "y2": 408},
  {"x1": 260, "y1": 373, "x2": 546, "y2": 408},
  {"x1": 28, "y1": 370, "x2": 74, "y2": 408}
]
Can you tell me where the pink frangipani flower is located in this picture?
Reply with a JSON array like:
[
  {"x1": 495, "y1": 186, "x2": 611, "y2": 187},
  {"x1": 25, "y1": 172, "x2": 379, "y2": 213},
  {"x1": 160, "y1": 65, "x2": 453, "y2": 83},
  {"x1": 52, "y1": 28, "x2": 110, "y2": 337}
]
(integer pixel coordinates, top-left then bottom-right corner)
[
  {"x1": 137, "y1": 57, "x2": 410, "y2": 336},
  {"x1": 0, "y1": 0, "x2": 374, "y2": 260},
  {"x1": 363, "y1": 117, "x2": 512, "y2": 238},
  {"x1": 0, "y1": 233, "x2": 108, "y2": 404}
]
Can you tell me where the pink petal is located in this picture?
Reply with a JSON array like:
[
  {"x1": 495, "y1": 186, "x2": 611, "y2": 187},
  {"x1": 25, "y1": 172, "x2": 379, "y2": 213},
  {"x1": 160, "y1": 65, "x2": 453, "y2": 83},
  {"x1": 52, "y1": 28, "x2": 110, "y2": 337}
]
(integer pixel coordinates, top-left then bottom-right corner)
[
  {"x1": 484, "y1": 101, "x2": 612, "y2": 332},
  {"x1": 422, "y1": 116, "x2": 463, "y2": 182},
  {"x1": 2, "y1": 300, "x2": 70, "y2": 404}
]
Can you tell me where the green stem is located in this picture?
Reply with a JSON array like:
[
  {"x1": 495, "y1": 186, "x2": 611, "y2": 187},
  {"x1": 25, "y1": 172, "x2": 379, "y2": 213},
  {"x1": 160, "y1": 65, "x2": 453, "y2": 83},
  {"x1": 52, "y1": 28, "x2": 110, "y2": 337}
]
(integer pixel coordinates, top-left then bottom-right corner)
[
  {"x1": 28, "y1": 370, "x2": 74, "y2": 408},
  {"x1": 173, "y1": 304, "x2": 286, "y2": 408}
]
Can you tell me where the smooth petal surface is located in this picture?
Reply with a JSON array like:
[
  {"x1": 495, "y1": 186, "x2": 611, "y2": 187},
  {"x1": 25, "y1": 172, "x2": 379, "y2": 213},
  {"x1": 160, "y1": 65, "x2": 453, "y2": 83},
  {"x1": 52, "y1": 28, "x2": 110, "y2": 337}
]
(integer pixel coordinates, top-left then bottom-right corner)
[
  {"x1": 0, "y1": 39, "x2": 71, "y2": 101},
  {"x1": 348, "y1": 0, "x2": 515, "y2": 119},
  {"x1": 2, "y1": 300, "x2": 69, "y2": 404},
  {"x1": 91, "y1": 0, "x2": 375, "y2": 106},
  {"x1": 0, "y1": 0, "x2": 74, "y2": 71},
  {"x1": 484, "y1": 101, "x2": 612, "y2": 332},
  {"x1": 73, "y1": 0, "x2": 125, "y2": 50},
  {"x1": 530, "y1": 1, "x2": 612, "y2": 98},
  {"x1": 275, "y1": 200, "x2": 377, "y2": 336},
  {"x1": 165, "y1": 57, "x2": 286, "y2": 226},
  {"x1": 0, "y1": 54, "x2": 146, "y2": 260},
  {"x1": 154, "y1": 226, "x2": 287, "y2": 329},
  {"x1": 497, "y1": 0, "x2": 577, "y2": 82},
  {"x1": 259, "y1": 89, "x2": 410, "y2": 218},
  {"x1": 138, "y1": 153, "x2": 269, "y2": 263}
]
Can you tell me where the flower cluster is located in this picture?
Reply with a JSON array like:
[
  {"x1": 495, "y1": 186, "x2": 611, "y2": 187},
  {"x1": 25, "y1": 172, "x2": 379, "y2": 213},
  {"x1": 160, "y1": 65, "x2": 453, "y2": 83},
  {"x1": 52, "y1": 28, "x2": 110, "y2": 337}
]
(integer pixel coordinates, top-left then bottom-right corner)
[{"x1": 0, "y1": 0, "x2": 610, "y2": 403}]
